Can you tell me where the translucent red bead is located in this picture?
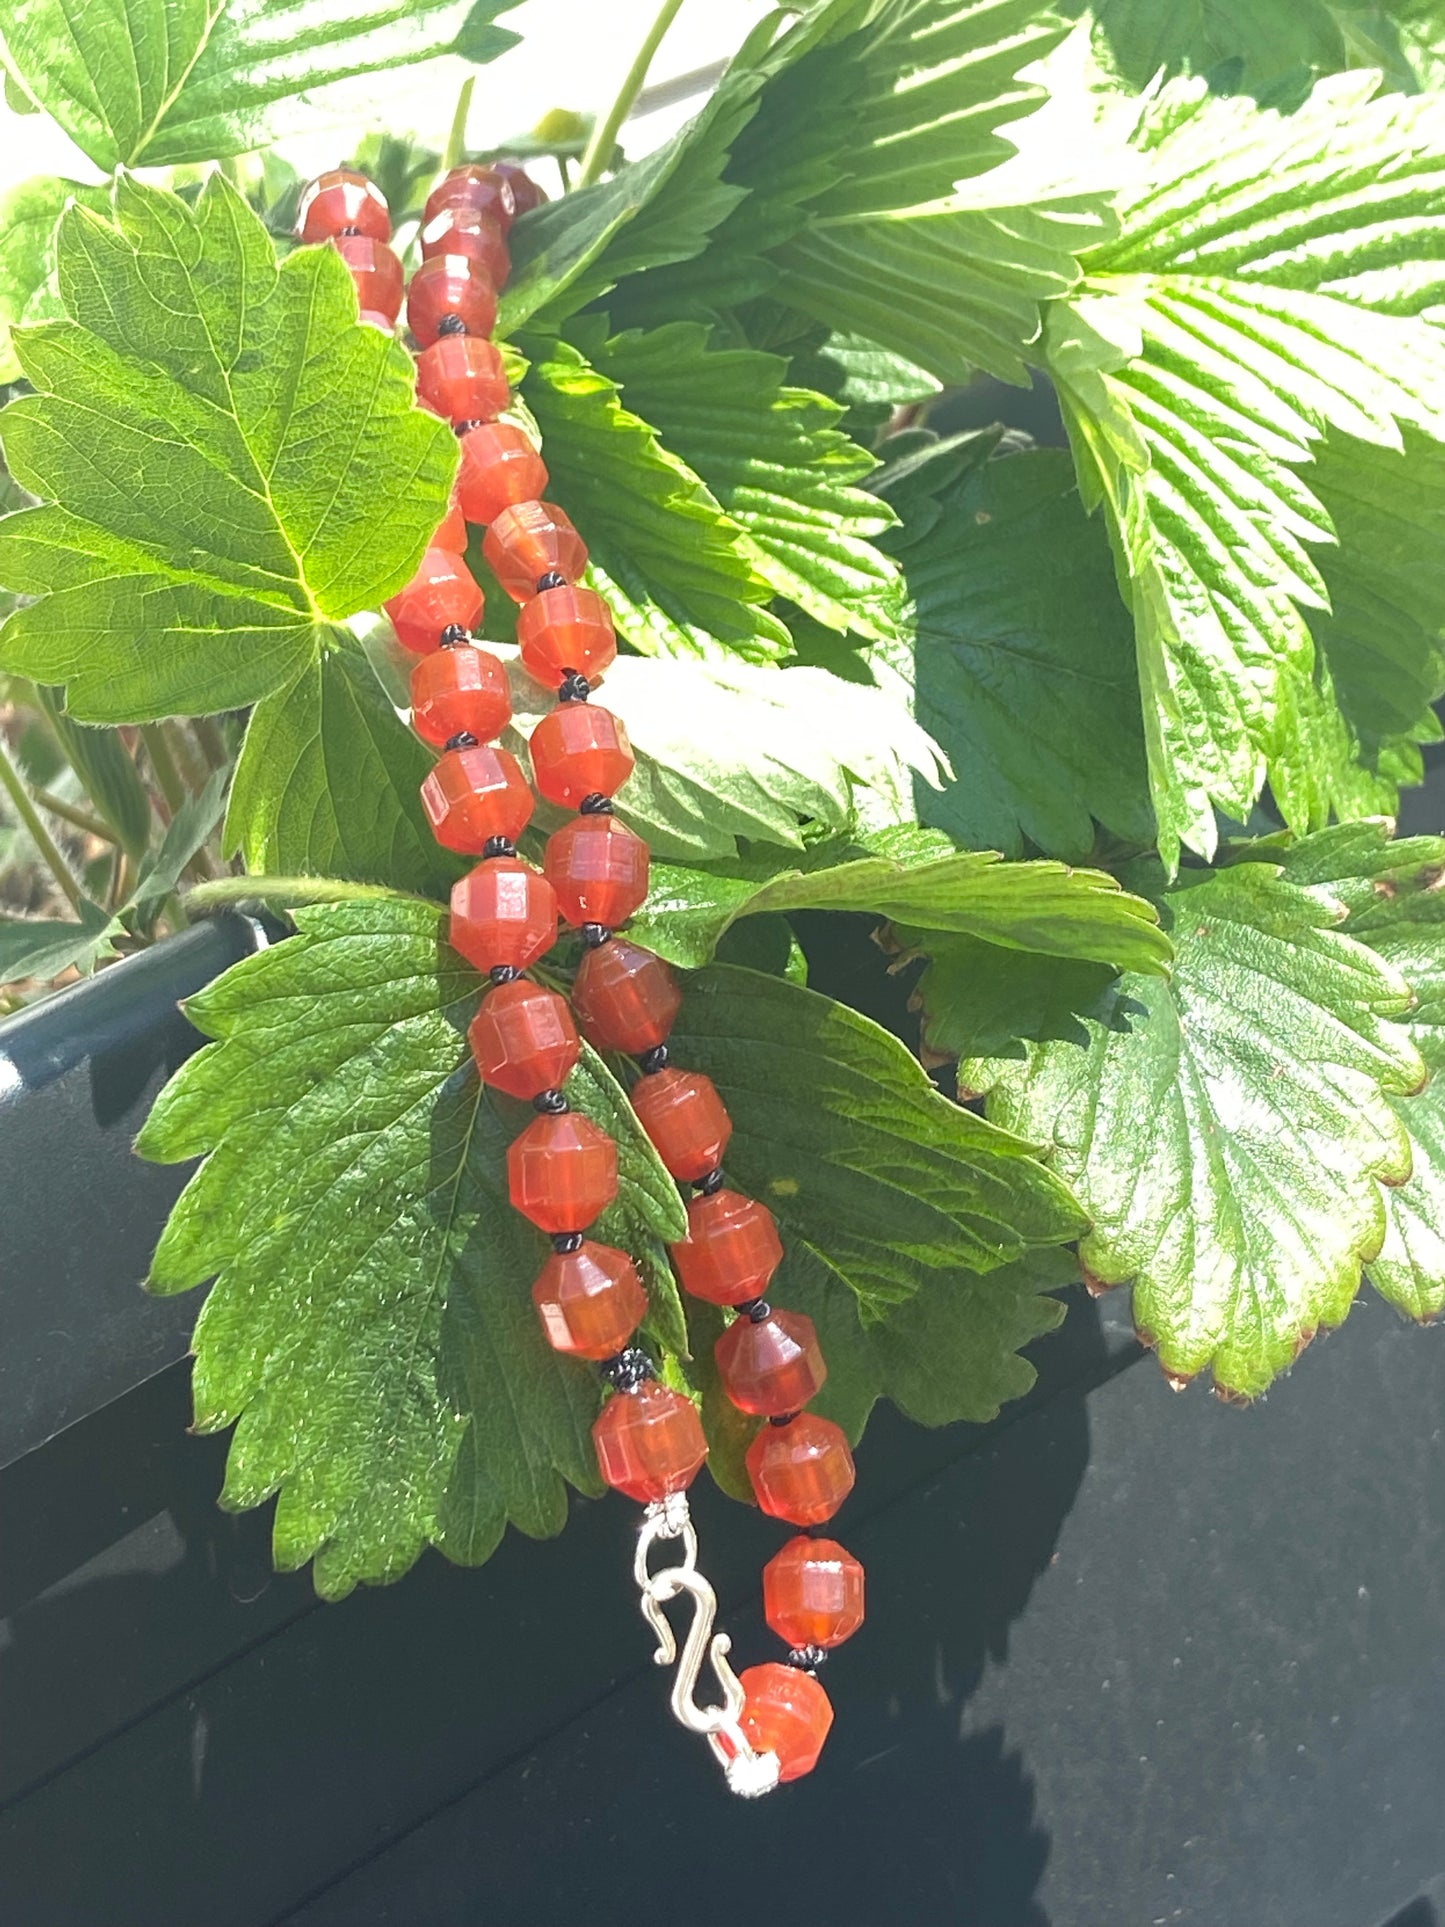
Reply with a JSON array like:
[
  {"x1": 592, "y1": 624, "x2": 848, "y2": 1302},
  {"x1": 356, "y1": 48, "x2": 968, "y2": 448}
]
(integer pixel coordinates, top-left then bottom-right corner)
[
  {"x1": 484, "y1": 503, "x2": 588, "y2": 603},
  {"x1": 671, "y1": 1189, "x2": 783, "y2": 1306},
  {"x1": 716, "y1": 1308, "x2": 826, "y2": 1417},
  {"x1": 333, "y1": 233, "x2": 403, "y2": 321},
  {"x1": 416, "y1": 335, "x2": 509, "y2": 424},
  {"x1": 533, "y1": 1241, "x2": 647, "y2": 1360},
  {"x1": 763, "y1": 1536, "x2": 865, "y2": 1649},
  {"x1": 450, "y1": 858, "x2": 557, "y2": 974},
  {"x1": 421, "y1": 743, "x2": 533, "y2": 852},
  {"x1": 296, "y1": 169, "x2": 389, "y2": 244},
  {"x1": 492, "y1": 161, "x2": 548, "y2": 217},
  {"x1": 516, "y1": 586, "x2": 616, "y2": 683},
  {"x1": 508, "y1": 1111, "x2": 618, "y2": 1232},
  {"x1": 424, "y1": 164, "x2": 516, "y2": 232},
  {"x1": 529, "y1": 705, "x2": 634, "y2": 809},
  {"x1": 410, "y1": 645, "x2": 510, "y2": 748},
  {"x1": 571, "y1": 939, "x2": 681, "y2": 1054},
  {"x1": 420, "y1": 207, "x2": 510, "y2": 285},
  {"x1": 385, "y1": 547, "x2": 483, "y2": 655},
  {"x1": 457, "y1": 423, "x2": 548, "y2": 526},
  {"x1": 432, "y1": 498, "x2": 468, "y2": 553},
  {"x1": 746, "y1": 1413, "x2": 855, "y2": 1526},
  {"x1": 468, "y1": 979, "x2": 578, "y2": 1099},
  {"x1": 545, "y1": 815, "x2": 649, "y2": 929},
  {"x1": 407, "y1": 254, "x2": 499, "y2": 348},
  {"x1": 632, "y1": 1068, "x2": 732, "y2": 1182},
  {"x1": 592, "y1": 1381, "x2": 708, "y2": 1504},
  {"x1": 737, "y1": 1663, "x2": 832, "y2": 1783}
]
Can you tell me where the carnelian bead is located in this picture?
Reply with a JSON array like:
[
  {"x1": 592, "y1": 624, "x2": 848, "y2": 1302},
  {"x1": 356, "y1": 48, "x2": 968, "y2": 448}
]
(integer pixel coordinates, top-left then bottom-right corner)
[
  {"x1": 416, "y1": 335, "x2": 510, "y2": 424},
  {"x1": 411, "y1": 645, "x2": 511, "y2": 748},
  {"x1": 533, "y1": 1241, "x2": 646, "y2": 1359},
  {"x1": 420, "y1": 207, "x2": 510, "y2": 285},
  {"x1": 632, "y1": 1068, "x2": 732, "y2": 1182},
  {"x1": 407, "y1": 254, "x2": 499, "y2": 348},
  {"x1": 492, "y1": 161, "x2": 548, "y2": 217},
  {"x1": 717, "y1": 1308, "x2": 826, "y2": 1417},
  {"x1": 763, "y1": 1536, "x2": 865, "y2": 1650},
  {"x1": 572, "y1": 939, "x2": 681, "y2": 1053},
  {"x1": 433, "y1": 498, "x2": 468, "y2": 553},
  {"x1": 421, "y1": 743, "x2": 533, "y2": 853},
  {"x1": 738, "y1": 1664, "x2": 832, "y2": 1783},
  {"x1": 545, "y1": 815, "x2": 649, "y2": 929},
  {"x1": 483, "y1": 503, "x2": 588, "y2": 603},
  {"x1": 516, "y1": 586, "x2": 617, "y2": 685},
  {"x1": 424, "y1": 164, "x2": 516, "y2": 232},
  {"x1": 469, "y1": 978, "x2": 578, "y2": 1099},
  {"x1": 508, "y1": 1112, "x2": 618, "y2": 1233},
  {"x1": 593, "y1": 1381, "x2": 708, "y2": 1503},
  {"x1": 747, "y1": 1413, "x2": 855, "y2": 1526},
  {"x1": 449, "y1": 858, "x2": 557, "y2": 974},
  {"x1": 457, "y1": 423, "x2": 548, "y2": 526},
  {"x1": 333, "y1": 234, "x2": 402, "y2": 321},
  {"x1": 529, "y1": 704, "x2": 634, "y2": 809},
  {"x1": 384, "y1": 547, "x2": 484, "y2": 655},
  {"x1": 296, "y1": 169, "x2": 389, "y2": 244},
  {"x1": 359, "y1": 310, "x2": 394, "y2": 333},
  {"x1": 671, "y1": 1189, "x2": 783, "y2": 1306}
]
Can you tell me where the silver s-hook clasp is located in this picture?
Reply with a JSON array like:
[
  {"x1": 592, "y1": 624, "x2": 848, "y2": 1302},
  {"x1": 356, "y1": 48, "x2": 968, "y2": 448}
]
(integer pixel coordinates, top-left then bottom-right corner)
[{"x1": 633, "y1": 1497, "x2": 780, "y2": 1798}]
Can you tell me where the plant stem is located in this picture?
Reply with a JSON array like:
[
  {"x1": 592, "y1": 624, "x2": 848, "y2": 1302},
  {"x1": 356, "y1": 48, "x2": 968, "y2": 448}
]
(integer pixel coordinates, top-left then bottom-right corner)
[
  {"x1": 35, "y1": 790, "x2": 116, "y2": 841},
  {"x1": 576, "y1": 0, "x2": 688, "y2": 188},
  {"x1": 140, "y1": 723, "x2": 186, "y2": 816},
  {"x1": 164, "y1": 717, "x2": 210, "y2": 794},
  {"x1": 0, "y1": 733, "x2": 85, "y2": 913},
  {"x1": 443, "y1": 75, "x2": 475, "y2": 172},
  {"x1": 191, "y1": 715, "x2": 229, "y2": 773}
]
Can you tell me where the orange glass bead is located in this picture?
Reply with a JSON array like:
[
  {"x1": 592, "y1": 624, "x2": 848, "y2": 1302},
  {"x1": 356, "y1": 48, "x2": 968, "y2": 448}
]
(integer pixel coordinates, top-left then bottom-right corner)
[
  {"x1": 407, "y1": 254, "x2": 499, "y2": 348},
  {"x1": 516, "y1": 586, "x2": 616, "y2": 683},
  {"x1": 416, "y1": 335, "x2": 510, "y2": 424},
  {"x1": 422, "y1": 743, "x2": 533, "y2": 853},
  {"x1": 747, "y1": 1413, "x2": 855, "y2": 1526},
  {"x1": 449, "y1": 858, "x2": 557, "y2": 975},
  {"x1": 763, "y1": 1536, "x2": 865, "y2": 1649},
  {"x1": 631, "y1": 1068, "x2": 732, "y2": 1182},
  {"x1": 529, "y1": 704, "x2": 634, "y2": 809},
  {"x1": 571, "y1": 939, "x2": 681, "y2": 1054},
  {"x1": 469, "y1": 979, "x2": 579, "y2": 1099},
  {"x1": 420, "y1": 207, "x2": 510, "y2": 284},
  {"x1": 433, "y1": 497, "x2": 468, "y2": 552},
  {"x1": 424, "y1": 164, "x2": 516, "y2": 232},
  {"x1": 717, "y1": 1308, "x2": 825, "y2": 1417},
  {"x1": 508, "y1": 1112, "x2": 618, "y2": 1233},
  {"x1": 593, "y1": 1380, "x2": 708, "y2": 1504},
  {"x1": 738, "y1": 1664, "x2": 832, "y2": 1783},
  {"x1": 359, "y1": 310, "x2": 394, "y2": 333},
  {"x1": 296, "y1": 168, "x2": 389, "y2": 244},
  {"x1": 545, "y1": 815, "x2": 649, "y2": 929},
  {"x1": 671, "y1": 1189, "x2": 783, "y2": 1306},
  {"x1": 384, "y1": 547, "x2": 483, "y2": 655},
  {"x1": 457, "y1": 423, "x2": 548, "y2": 526},
  {"x1": 333, "y1": 233, "x2": 402, "y2": 321},
  {"x1": 483, "y1": 502, "x2": 588, "y2": 603},
  {"x1": 410, "y1": 645, "x2": 510, "y2": 748},
  {"x1": 492, "y1": 161, "x2": 548, "y2": 217},
  {"x1": 533, "y1": 1240, "x2": 646, "y2": 1359}
]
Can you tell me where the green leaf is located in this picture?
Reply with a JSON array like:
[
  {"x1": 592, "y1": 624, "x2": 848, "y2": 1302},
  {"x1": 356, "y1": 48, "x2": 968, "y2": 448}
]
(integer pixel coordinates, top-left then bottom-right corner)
[
  {"x1": 0, "y1": 174, "x2": 454, "y2": 731},
  {"x1": 0, "y1": 0, "x2": 522, "y2": 169},
  {"x1": 961, "y1": 849, "x2": 1427, "y2": 1395},
  {"x1": 668, "y1": 965, "x2": 1086, "y2": 1317},
  {"x1": 32, "y1": 685, "x2": 152, "y2": 861},
  {"x1": 136, "y1": 896, "x2": 681, "y2": 1598},
  {"x1": 0, "y1": 895, "x2": 117, "y2": 984},
  {"x1": 130, "y1": 769, "x2": 228, "y2": 927},
  {"x1": 0, "y1": 177, "x2": 107, "y2": 384}
]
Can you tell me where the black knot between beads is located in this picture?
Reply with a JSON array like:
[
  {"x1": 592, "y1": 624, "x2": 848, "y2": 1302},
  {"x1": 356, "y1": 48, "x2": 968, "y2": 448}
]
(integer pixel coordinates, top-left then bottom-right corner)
[
  {"x1": 532, "y1": 1088, "x2": 569, "y2": 1115},
  {"x1": 455, "y1": 418, "x2": 485, "y2": 435},
  {"x1": 580, "y1": 922, "x2": 611, "y2": 949},
  {"x1": 579, "y1": 792, "x2": 613, "y2": 815},
  {"x1": 694, "y1": 1167, "x2": 724, "y2": 1196},
  {"x1": 551, "y1": 1231, "x2": 584, "y2": 1254},
  {"x1": 739, "y1": 1298, "x2": 771, "y2": 1324},
  {"x1": 637, "y1": 1044, "x2": 669, "y2": 1075},
  {"x1": 338, "y1": 225, "x2": 363, "y2": 236},
  {"x1": 483, "y1": 836, "x2": 517, "y2": 859},
  {"x1": 439, "y1": 623, "x2": 470, "y2": 648},
  {"x1": 536, "y1": 570, "x2": 568, "y2": 592},
  {"x1": 445, "y1": 731, "x2": 479, "y2": 752},
  {"x1": 769, "y1": 1411, "x2": 800, "y2": 1428},
  {"x1": 436, "y1": 313, "x2": 469, "y2": 337},
  {"x1": 558, "y1": 672, "x2": 591, "y2": 704},
  {"x1": 786, "y1": 1645, "x2": 827, "y2": 1673},
  {"x1": 489, "y1": 964, "x2": 520, "y2": 985},
  {"x1": 599, "y1": 1347, "x2": 655, "y2": 1390}
]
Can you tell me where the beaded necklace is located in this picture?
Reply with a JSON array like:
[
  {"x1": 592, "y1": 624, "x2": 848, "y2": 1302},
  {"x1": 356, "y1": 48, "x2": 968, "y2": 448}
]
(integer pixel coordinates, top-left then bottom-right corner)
[{"x1": 294, "y1": 160, "x2": 865, "y2": 1795}]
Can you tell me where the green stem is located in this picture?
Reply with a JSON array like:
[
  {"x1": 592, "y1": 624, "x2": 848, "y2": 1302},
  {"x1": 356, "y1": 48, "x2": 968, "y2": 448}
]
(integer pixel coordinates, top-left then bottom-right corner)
[
  {"x1": 443, "y1": 75, "x2": 475, "y2": 173},
  {"x1": 35, "y1": 790, "x2": 115, "y2": 841},
  {"x1": 164, "y1": 716, "x2": 209, "y2": 795},
  {"x1": 576, "y1": 0, "x2": 688, "y2": 188},
  {"x1": 191, "y1": 715, "x2": 229, "y2": 773},
  {"x1": 185, "y1": 874, "x2": 430, "y2": 914},
  {"x1": 140, "y1": 723, "x2": 186, "y2": 816},
  {"x1": 0, "y1": 733, "x2": 85, "y2": 913}
]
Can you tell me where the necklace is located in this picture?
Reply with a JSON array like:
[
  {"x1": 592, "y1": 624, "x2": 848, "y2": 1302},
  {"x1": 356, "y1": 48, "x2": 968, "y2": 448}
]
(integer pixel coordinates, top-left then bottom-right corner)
[{"x1": 294, "y1": 159, "x2": 865, "y2": 1795}]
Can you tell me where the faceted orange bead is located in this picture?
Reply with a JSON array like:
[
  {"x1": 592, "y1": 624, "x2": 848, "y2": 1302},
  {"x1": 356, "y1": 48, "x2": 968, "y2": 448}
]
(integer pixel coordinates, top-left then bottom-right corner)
[
  {"x1": 763, "y1": 1536, "x2": 865, "y2": 1649},
  {"x1": 491, "y1": 162, "x2": 548, "y2": 217},
  {"x1": 449, "y1": 858, "x2": 557, "y2": 974},
  {"x1": 457, "y1": 423, "x2": 548, "y2": 526},
  {"x1": 433, "y1": 494, "x2": 468, "y2": 552},
  {"x1": 572, "y1": 939, "x2": 681, "y2": 1054},
  {"x1": 717, "y1": 1308, "x2": 826, "y2": 1417},
  {"x1": 384, "y1": 547, "x2": 483, "y2": 655},
  {"x1": 407, "y1": 254, "x2": 499, "y2": 348},
  {"x1": 420, "y1": 207, "x2": 510, "y2": 284},
  {"x1": 424, "y1": 164, "x2": 516, "y2": 232},
  {"x1": 468, "y1": 979, "x2": 578, "y2": 1099},
  {"x1": 516, "y1": 586, "x2": 617, "y2": 683},
  {"x1": 529, "y1": 704, "x2": 634, "y2": 809},
  {"x1": 671, "y1": 1189, "x2": 783, "y2": 1306},
  {"x1": 508, "y1": 1111, "x2": 618, "y2": 1233},
  {"x1": 483, "y1": 503, "x2": 588, "y2": 603},
  {"x1": 738, "y1": 1664, "x2": 832, "y2": 1783},
  {"x1": 545, "y1": 816, "x2": 649, "y2": 929},
  {"x1": 416, "y1": 335, "x2": 510, "y2": 424},
  {"x1": 333, "y1": 233, "x2": 402, "y2": 321},
  {"x1": 593, "y1": 1381, "x2": 708, "y2": 1504},
  {"x1": 296, "y1": 169, "x2": 390, "y2": 244},
  {"x1": 410, "y1": 644, "x2": 511, "y2": 748},
  {"x1": 533, "y1": 1241, "x2": 646, "y2": 1359},
  {"x1": 358, "y1": 309, "x2": 394, "y2": 333},
  {"x1": 631, "y1": 1068, "x2": 732, "y2": 1182},
  {"x1": 421, "y1": 743, "x2": 533, "y2": 852},
  {"x1": 747, "y1": 1413, "x2": 855, "y2": 1526}
]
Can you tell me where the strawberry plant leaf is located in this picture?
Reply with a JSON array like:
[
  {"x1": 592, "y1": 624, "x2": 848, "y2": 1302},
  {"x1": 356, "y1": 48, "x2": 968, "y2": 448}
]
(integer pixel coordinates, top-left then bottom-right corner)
[
  {"x1": 0, "y1": 176, "x2": 107, "y2": 383},
  {"x1": 0, "y1": 896, "x2": 118, "y2": 983}
]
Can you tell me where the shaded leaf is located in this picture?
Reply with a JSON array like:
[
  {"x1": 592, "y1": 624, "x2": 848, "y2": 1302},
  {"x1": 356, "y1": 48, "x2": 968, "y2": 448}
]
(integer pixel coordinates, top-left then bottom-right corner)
[{"x1": 0, "y1": 895, "x2": 117, "y2": 984}]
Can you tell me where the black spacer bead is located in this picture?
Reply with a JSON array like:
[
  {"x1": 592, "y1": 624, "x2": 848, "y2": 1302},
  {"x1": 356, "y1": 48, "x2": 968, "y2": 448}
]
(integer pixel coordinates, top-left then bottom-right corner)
[
  {"x1": 580, "y1": 923, "x2": 611, "y2": 949},
  {"x1": 338, "y1": 225, "x2": 363, "y2": 236},
  {"x1": 440, "y1": 623, "x2": 470, "y2": 648},
  {"x1": 694, "y1": 1167, "x2": 725, "y2": 1196},
  {"x1": 483, "y1": 836, "x2": 517, "y2": 859},
  {"x1": 455, "y1": 418, "x2": 484, "y2": 435},
  {"x1": 637, "y1": 1044, "x2": 669, "y2": 1075},
  {"x1": 598, "y1": 1346, "x2": 655, "y2": 1390},
  {"x1": 558, "y1": 671, "x2": 590, "y2": 704},
  {"x1": 444, "y1": 731, "x2": 479, "y2": 752},
  {"x1": 533, "y1": 1088, "x2": 569, "y2": 1114},
  {"x1": 552, "y1": 1231, "x2": 584, "y2": 1254},
  {"x1": 769, "y1": 1411, "x2": 800, "y2": 1428},
  {"x1": 737, "y1": 1298, "x2": 771, "y2": 1324},
  {"x1": 786, "y1": 1645, "x2": 827, "y2": 1673},
  {"x1": 536, "y1": 570, "x2": 568, "y2": 592},
  {"x1": 579, "y1": 792, "x2": 613, "y2": 815},
  {"x1": 436, "y1": 313, "x2": 469, "y2": 337},
  {"x1": 489, "y1": 964, "x2": 521, "y2": 985}
]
